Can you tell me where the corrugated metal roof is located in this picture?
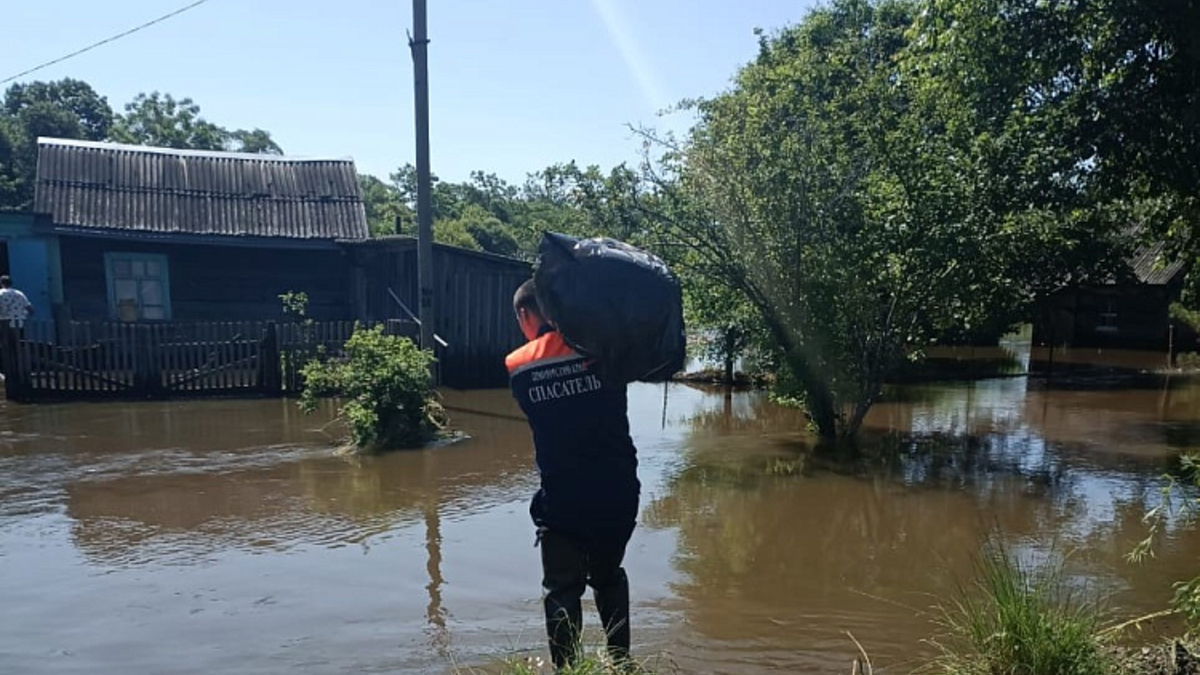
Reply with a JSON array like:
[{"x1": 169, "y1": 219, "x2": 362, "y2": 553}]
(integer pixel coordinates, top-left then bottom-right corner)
[
  {"x1": 33, "y1": 138, "x2": 369, "y2": 240},
  {"x1": 1130, "y1": 239, "x2": 1186, "y2": 286}
]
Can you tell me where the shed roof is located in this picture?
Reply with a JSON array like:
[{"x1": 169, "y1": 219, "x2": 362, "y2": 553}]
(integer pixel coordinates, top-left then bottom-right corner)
[
  {"x1": 342, "y1": 235, "x2": 533, "y2": 269},
  {"x1": 34, "y1": 138, "x2": 369, "y2": 240},
  {"x1": 1129, "y1": 240, "x2": 1186, "y2": 286}
]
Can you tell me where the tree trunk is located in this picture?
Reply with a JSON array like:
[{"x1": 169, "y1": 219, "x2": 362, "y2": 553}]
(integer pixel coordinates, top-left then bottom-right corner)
[
  {"x1": 722, "y1": 327, "x2": 736, "y2": 389},
  {"x1": 796, "y1": 357, "x2": 838, "y2": 440},
  {"x1": 757, "y1": 311, "x2": 840, "y2": 440},
  {"x1": 780, "y1": 348, "x2": 838, "y2": 439}
]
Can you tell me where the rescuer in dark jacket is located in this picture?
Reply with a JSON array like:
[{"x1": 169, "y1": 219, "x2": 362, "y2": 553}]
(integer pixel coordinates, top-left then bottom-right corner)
[{"x1": 505, "y1": 279, "x2": 639, "y2": 669}]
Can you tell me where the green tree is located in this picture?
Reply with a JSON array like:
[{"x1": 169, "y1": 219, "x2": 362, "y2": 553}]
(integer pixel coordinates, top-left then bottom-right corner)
[
  {"x1": 0, "y1": 79, "x2": 114, "y2": 210},
  {"x1": 684, "y1": 274, "x2": 762, "y2": 384},
  {"x1": 113, "y1": 92, "x2": 282, "y2": 154},
  {"x1": 385, "y1": 165, "x2": 530, "y2": 255},
  {"x1": 0, "y1": 124, "x2": 19, "y2": 207},
  {"x1": 358, "y1": 173, "x2": 413, "y2": 236},
  {"x1": 433, "y1": 217, "x2": 482, "y2": 251},
  {"x1": 908, "y1": 0, "x2": 1200, "y2": 294},
  {"x1": 227, "y1": 128, "x2": 282, "y2": 154},
  {"x1": 391, "y1": 163, "x2": 460, "y2": 222},
  {"x1": 440, "y1": 203, "x2": 520, "y2": 256},
  {"x1": 642, "y1": 0, "x2": 1120, "y2": 439},
  {"x1": 112, "y1": 92, "x2": 227, "y2": 150},
  {"x1": 2, "y1": 79, "x2": 113, "y2": 140}
]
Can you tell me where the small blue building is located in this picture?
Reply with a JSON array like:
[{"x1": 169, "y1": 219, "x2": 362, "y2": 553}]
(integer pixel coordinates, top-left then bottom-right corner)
[
  {"x1": 0, "y1": 211, "x2": 60, "y2": 321},
  {"x1": 0, "y1": 138, "x2": 529, "y2": 390}
]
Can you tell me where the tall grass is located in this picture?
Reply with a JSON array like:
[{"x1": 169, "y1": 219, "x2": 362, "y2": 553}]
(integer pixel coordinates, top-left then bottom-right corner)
[{"x1": 924, "y1": 545, "x2": 1112, "y2": 675}]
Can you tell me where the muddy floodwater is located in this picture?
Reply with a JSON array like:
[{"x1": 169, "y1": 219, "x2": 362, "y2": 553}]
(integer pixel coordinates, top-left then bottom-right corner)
[{"x1": 2, "y1": 346, "x2": 1199, "y2": 674}]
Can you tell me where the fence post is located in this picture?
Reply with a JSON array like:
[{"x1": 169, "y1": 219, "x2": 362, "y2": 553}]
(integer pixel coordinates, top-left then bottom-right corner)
[
  {"x1": 1, "y1": 323, "x2": 24, "y2": 400},
  {"x1": 260, "y1": 322, "x2": 282, "y2": 396},
  {"x1": 133, "y1": 324, "x2": 162, "y2": 397}
]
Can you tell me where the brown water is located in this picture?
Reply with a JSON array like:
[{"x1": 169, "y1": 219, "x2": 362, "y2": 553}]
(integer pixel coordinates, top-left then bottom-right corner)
[{"x1": 2, "y1": 347, "x2": 1199, "y2": 674}]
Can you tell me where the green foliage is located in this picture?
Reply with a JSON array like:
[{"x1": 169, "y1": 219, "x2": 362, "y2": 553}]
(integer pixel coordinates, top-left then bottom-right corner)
[
  {"x1": 358, "y1": 173, "x2": 413, "y2": 237},
  {"x1": 112, "y1": 91, "x2": 283, "y2": 154},
  {"x1": 0, "y1": 79, "x2": 280, "y2": 211},
  {"x1": 452, "y1": 204, "x2": 521, "y2": 257},
  {"x1": 279, "y1": 291, "x2": 309, "y2": 319},
  {"x1": 0, "y1": 78, "x2": 114, "y2": 210},
  {"x1": 112, "y1": 92, "x2": 228, "y2": 150},
  {"x1": 227, "y1": 128, "x2": 282, "y2": 154},
  {"x1": 433, "y1": 217, "x2": 483, "y2": 251},
  {"x1": 1130, "y1": 453, "x2": 1200, "y2": 637},
  {"x1": 1175, "y1": 352, "x2": 1200, "y2": 371},
  {"x1": 926, "y1": 545, "x2": 1110, "y2": 675},
  {"x1": 614, "y1": 0, "x2": 1132, "y2": 439},
  {"x1": 1175, "y1": 576, "x2": 1200, "y2": 638},
  {"x1": 910, "y1": 0, "x2": 1200, "y2": 296},
  {"x1": 278, "y1": 291, "x2": 316, "y2": 391},
  {"x1": 298, "y1": 325, "x2": 444, "y2": 453},
  {"x1": 648, "y1": 0, "x2": 964, "y2": 437},
  {"x1": 1170, "y1": 303, "x2": 1200, "y2": 334},
  {"x1": 361, "y1": 163, "x2": 591, "y2": 257},
  {"x1": 3, "y1": 79, "x2": 114, "y2": 139}
]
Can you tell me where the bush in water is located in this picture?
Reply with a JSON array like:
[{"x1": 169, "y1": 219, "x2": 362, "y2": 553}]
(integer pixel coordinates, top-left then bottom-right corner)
[{"x1": 299, "y1": 325, "x2": 445, "y2": 452}]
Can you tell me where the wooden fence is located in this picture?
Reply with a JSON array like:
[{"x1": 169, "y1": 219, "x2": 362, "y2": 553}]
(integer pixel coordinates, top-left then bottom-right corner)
[{"x1": 0, "y1": 319, "x2": 415, "y2": 402}]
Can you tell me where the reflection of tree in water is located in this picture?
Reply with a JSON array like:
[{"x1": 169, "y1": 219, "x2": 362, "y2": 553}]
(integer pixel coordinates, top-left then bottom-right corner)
[
  {"x1": 644, "y1": 422, "x2": 1198, "y2": 660},
  {"x1": 682, "y1": 390, "x2": 809, "y2": 436},
  {"x1": 651, "y1": 381, "x2": 1200, "y2": 669},
  {"x1": 644, "y1": 444, "x2": 1060, "y2": 597}
]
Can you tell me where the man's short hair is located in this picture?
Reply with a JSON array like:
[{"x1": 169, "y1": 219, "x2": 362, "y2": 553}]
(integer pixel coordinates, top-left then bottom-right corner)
[
  {"x1": 0, "y1": 275, "x2": 10, "y2": 288},
  {"x1": 513, "y1": 279, "x2": 541, "y2": 315}
]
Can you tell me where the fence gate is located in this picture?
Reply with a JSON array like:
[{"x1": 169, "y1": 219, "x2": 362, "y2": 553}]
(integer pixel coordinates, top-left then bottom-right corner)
[
  {"x1": 1, "y1": 319, "x2": 414, "y2": 402},
  {"x1": 1, "y1": 321, "x2": 139, "y2": 399},
  {"x1": 154, "y1": 322, "x2": 273, "y2": 396},
  {"x1": 1, "y1": 321, "x2": 277, "y2": 402}
]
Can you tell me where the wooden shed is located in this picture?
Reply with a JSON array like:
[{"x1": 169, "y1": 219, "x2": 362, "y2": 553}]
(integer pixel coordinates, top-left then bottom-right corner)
[
  {"x1": 1032, "y1": 241, "x2": 1192, "y2": 351},
  {"x1": 343, "y1": 236, "x2": 530, "y2": 389}
]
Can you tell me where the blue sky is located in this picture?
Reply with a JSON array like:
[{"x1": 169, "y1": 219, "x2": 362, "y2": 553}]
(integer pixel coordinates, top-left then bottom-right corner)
[{"x1": 1, "y1": 0, "x2": 813, "y2": 183}]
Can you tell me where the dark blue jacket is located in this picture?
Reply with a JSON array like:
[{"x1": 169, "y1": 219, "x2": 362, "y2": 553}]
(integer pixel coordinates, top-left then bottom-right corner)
[{"x1": 506, "y1": 327, "x2": 639, "y2": 544}]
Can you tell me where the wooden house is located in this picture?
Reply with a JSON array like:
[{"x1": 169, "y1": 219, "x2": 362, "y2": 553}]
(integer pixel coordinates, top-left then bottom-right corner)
[
  {"x1": 0, "y1": 138, "x2": 528, "y2": 397},
  {"x1": 1032, "y1": 241, "x2": 1191, "y2": 352},
  {"x1": 34, "y1": 138, "x2": 365, "y2": 323}
]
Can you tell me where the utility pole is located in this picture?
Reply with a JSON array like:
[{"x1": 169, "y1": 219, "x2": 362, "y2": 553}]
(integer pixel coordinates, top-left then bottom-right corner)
[{"x1": 410, "y1": 0, "x2": 436, "y2": 357}]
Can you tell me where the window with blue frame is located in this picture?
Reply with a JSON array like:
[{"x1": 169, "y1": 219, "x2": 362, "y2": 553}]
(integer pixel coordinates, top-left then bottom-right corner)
[{"x1": 104, "y1": 253, "x2": 171, "y2": 321}]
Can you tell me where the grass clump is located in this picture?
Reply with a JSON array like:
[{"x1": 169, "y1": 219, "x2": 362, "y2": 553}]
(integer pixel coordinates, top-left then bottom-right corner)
[{"x1": 924, "y1": 545, "x2": 1111, "y2": 675}]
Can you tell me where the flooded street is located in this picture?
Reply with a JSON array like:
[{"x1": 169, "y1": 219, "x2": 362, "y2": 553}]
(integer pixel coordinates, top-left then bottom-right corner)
[{"x1": 2, "y1": 349, "x2": 1199, "y2": 674}]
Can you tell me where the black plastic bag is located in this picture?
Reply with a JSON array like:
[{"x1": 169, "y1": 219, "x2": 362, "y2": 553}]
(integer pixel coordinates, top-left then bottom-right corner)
[{"x1": 534, "y1": 232, "x2": 686, "y2": 385}]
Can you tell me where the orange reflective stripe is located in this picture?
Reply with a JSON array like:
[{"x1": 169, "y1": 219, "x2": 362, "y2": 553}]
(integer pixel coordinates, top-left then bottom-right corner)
[{"x1": 505, "y1": 332, "x2": 577, "y2": 374}]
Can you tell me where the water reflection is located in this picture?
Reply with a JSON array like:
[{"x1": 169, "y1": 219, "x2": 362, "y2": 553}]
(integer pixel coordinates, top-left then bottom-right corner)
[
  {"x1": 644, "y1": 378, "x2": 1199, "y2": 672},
  {"x1": 1, "y1": 365, "x2": 1199, "y2": 674},
  {"x1": 0, "y1": 392, "x2": 538, "y2": 568}
]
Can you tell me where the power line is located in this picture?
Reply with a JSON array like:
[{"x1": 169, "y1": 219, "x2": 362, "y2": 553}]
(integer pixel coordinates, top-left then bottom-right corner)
[{"x1": 1, "y1": 0, "x2": 214, "y2": 85}]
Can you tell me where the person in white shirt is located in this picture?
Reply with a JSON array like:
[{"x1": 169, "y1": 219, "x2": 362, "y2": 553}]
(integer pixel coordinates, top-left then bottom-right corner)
[{"x1": 0, "y1": 275, "x2": 33, "y2": 328}]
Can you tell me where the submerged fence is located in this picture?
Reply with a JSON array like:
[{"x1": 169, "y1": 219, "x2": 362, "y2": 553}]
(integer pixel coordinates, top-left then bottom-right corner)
[{"x1": 0, "y1": 319, "x2": 415, "y2": 402}]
